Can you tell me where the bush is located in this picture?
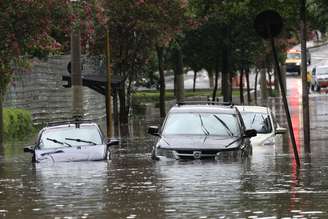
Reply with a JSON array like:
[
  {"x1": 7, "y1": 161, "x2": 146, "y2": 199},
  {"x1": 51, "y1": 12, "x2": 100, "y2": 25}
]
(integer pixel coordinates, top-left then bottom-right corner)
[{"x1": 3, "y1": 108, "x2": 33, "y2": 139}]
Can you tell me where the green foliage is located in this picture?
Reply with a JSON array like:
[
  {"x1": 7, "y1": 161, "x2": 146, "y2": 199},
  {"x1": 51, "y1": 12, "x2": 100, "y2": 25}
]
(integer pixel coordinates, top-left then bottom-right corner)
[{"x1": 3, "y1": 108, "x2": 33, "y2": 139}]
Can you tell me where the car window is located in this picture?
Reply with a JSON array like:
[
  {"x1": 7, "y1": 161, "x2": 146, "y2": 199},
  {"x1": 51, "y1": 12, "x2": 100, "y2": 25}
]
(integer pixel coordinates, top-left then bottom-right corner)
[
  {"x1": 162, "y1": 113, "x2": 240, "y2": 136},
  {"x1": 240, "y1": 112, "x2": 272, "y2": 134},
  {"x1": 287, "y1": 53, "x2": 300, "y2": 59},
  {"x1": 39, "y1": 126, "x2": 102, "y2": 149}
]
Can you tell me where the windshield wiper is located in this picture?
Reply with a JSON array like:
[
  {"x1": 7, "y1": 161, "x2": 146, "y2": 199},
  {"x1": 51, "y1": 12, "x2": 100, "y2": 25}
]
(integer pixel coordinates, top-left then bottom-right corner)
[
  {"x1": 65, "y1": 138, "x2": 97, "y2": 145},
  {"x1": 46, "y1": 138, "x2": 72, "y2": 147},
  {"x1": 225, "y1": 137, "x2": 242, "y2": 148},
  {"x1": 213, "y1": 115, "x2": 234, "y2": 137},
  {"x1": 199, "y1": 114, "x2": 210, "y2": 135},
  {"x1": 251, "y1": 114, "x2": 257, "y2": 126}
]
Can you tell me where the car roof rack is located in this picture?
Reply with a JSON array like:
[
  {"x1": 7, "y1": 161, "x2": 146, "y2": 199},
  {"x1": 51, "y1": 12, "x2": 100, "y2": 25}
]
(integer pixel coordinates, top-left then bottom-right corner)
[
  {"x1": 176, "y1": 101, "x2": 234, "y2": 107},
  {"x1": 46, "y1": 118, "x2": 95, "y2": 128}
]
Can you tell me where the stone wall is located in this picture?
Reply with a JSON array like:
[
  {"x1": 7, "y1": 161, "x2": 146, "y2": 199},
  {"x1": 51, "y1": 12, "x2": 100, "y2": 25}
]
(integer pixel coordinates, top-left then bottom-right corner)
[{"x1": 4, "y1": 55, "x2": 106, "y2": 124}]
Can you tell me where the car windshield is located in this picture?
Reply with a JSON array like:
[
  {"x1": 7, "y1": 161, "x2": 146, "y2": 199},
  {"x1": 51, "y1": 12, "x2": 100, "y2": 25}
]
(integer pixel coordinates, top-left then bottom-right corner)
[
  {"x1": 316, "y1": 67, "x2": 328, "y2": 75},
  {"x1": 287, "y1": 53, "x2": 300, "y2": 59},
  {"x1": 39, "y1": 125, "x2": 102, "y2": 149},
  {"x1": 241, "y1": 112, "x2": 272, "y2": 134},
  {"x1": 162, "y1": 113, "x2": 240, "y2": 136}
]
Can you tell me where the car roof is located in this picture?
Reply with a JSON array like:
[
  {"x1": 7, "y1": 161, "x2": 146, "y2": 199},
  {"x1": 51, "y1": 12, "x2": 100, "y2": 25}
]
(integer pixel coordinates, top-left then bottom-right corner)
[
  {"x1": 42, "y1": 122, "x2": 99, "y2": 131},
  {"x1": 235, "y1": 105, "x2": 270, "y2": 114},
  {"x1": 169, "y1": 104, "x2": 237, "y2": 114}
]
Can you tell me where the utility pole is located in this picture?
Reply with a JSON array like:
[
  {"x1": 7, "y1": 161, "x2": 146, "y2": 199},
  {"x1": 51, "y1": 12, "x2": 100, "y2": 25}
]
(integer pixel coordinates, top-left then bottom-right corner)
[
  {"x1": 175, "y1": 46, "x2": 185, "y2": 103},
  {"x1": 71, "y1": 29, "x2": 83, "y2": 119},
  {"x1": 105, "y1": 30, "x2": 113, "y2": 138},
  {"x1": 300, "y1": 0, "x2": 311, "y2": 153},
  {"x1": 255, "y1": 10, "x2": 300, "y2": 168}
]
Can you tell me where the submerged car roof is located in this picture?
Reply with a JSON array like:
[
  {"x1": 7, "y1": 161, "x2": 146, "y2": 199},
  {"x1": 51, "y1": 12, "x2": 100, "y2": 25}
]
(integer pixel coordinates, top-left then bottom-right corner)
[
  {"x1": 235, "y1": 105, "x2": 270, "y2": 114},
  {"x1": 42, "y1": 122, "x2": 99, "y2": 131},
  {"x1": 169, "y1": 104, "x2": 237, "y2": 114}
]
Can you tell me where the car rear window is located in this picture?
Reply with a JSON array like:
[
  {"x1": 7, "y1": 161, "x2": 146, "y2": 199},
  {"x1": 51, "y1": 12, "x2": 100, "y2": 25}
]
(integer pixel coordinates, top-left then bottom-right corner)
[
  {"x1": 39, "y1": 126, "x2": 102, "y2": 149},
  {"x1": 162, "y1": 113, "x2": 240, "y2": 136}
]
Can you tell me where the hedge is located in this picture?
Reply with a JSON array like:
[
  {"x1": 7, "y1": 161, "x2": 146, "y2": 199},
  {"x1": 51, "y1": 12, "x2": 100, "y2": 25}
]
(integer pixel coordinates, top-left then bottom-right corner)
[{"x1": 3, "y1": 108, "x2": 33, "y2": 139}]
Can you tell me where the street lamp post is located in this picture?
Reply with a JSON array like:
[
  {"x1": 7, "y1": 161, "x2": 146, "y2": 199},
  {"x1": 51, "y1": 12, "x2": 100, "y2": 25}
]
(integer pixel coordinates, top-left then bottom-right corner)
[{"x1": 70, "y1": 0, "x2": 83, "y2": 120}]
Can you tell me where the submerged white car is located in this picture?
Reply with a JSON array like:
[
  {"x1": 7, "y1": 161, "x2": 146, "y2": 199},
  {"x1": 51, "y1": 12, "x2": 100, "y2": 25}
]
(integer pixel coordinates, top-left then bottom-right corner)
[
  {"x1": 236, "y1": 105, "x2": 286, "y2": 146},
  {"x1": 24, "y1": 121, "x2": 119, "y2": 163}
]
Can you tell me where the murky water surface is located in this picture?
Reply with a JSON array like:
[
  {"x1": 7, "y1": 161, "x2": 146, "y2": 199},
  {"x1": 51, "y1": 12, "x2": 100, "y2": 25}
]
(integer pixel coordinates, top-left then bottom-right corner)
[{"x1": 2, "y1": 79, "x2": 328, "y2": 218}]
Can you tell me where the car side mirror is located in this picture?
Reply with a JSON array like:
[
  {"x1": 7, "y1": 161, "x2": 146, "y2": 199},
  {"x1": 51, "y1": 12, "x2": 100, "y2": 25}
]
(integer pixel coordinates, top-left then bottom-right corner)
[
  {"x1": 24, "y1": 145, "x2": 34, "y2": 153},
  {"x1": 275, "y1": 127, "x2": 287, "y2": 135},
  {"x1": 106, "y1": 138, "x2": 119, "y2": 146},
  {"x1": 148, "y1": 126, "x2": 159, "y2": 136},
  {"x1": 244, "y1": 129, "x2": 257, "y2": 138}
]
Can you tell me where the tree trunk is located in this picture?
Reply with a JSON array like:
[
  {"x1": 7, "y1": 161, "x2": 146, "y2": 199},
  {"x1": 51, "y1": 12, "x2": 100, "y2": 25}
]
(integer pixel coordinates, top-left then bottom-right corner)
[
  {"x1": 175, "y1": 47, "x2": 185, "y2": 103},
  {"x1": 222, "y1": 45, "x2": 231, "y2": 102},
  {"x1": 300, "y1": 0, "x2": 310, "y2": 153},
  {"x1": 157, "y1": 46, "x2": 166, "y2": 118},
  {"x1": 208, "y1": 69, "x2": 214, "y2": 88},
  {"x1": 119, "y1": 83, "x2": 128, "y2": 123},
  {"x1": 260, "y1": 68, "x2": 268, "y2": 105},
  {"x1": 0, "y1": 95, "x2": 3, "y2": 149},
  {"x1": 274, "y1": 66, "x2": 280, "y2": 96},
  {"x1": 113, "y1": 89, "x2": 119, "y2": 127},
  {"x1": 245, "y1": 67, "x2": 251, "y2": 103},
  {"x1": 267, "y1": 68, "x2": 273, "y2": 97},
  {"x1": 239, "y1": 67, "x2": 244, "y2": 104},
  {"x1": 193, "y1": 70, "x2": 197, "y2": 92},
  {"x1": 254, "y1": 69, "x2": 259, "y2": 104},
  {"x1": 126, "y1": 77, "x2": 133, "y2": 118},
  {"x1": 212, "y1": 64, "x2": 219, "y2": 101}
]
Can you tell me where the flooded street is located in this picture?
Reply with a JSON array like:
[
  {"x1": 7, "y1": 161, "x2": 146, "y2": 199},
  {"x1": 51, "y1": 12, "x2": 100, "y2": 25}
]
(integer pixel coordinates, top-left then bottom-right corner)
[{"x1": 2, "y1": 78, "x2": 328, "y2": 218}]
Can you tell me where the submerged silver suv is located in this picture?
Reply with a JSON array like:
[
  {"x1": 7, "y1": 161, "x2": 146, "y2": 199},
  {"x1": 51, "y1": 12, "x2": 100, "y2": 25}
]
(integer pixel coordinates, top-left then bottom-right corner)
[{"x1": 148, "y1": 103, "x2": 256, "y2": 160}]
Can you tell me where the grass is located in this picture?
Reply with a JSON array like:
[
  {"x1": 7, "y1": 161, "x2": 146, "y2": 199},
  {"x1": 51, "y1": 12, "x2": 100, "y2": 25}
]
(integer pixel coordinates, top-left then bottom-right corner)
[{"x1": 3, "y1": 108, "x2": 34, "y2": 140}]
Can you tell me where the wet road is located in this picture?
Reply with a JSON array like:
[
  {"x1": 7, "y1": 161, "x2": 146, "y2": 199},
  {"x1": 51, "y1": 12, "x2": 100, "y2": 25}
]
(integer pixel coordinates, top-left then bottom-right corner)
[{"x1": 2, "y1": 45, "x2": 328, "y2": 218}]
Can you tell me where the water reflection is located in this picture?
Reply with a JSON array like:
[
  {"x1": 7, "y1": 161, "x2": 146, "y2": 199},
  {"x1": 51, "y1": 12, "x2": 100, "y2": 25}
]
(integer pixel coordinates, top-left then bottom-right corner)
[{"x1": 2, "y1": 93, "x2": 328, "y2": 218}]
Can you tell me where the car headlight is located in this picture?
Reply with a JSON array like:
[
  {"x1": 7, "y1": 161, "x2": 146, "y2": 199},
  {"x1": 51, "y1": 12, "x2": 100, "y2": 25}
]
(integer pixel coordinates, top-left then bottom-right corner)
[
  {"x1": 215, "y1": 150, "x2": 240, "y2": 160},
  {"x1": 296, "y1": 62, "x2": 301, "y2": 66},
  {"x1": 156, "y1": 147, "x2": 178, "y2": 159}
]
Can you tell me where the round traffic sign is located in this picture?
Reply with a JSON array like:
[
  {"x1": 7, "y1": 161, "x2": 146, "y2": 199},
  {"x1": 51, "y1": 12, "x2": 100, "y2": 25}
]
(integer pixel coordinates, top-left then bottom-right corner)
[{"x1": 254, "y1": 10, "x2": 283, "y2": 39}]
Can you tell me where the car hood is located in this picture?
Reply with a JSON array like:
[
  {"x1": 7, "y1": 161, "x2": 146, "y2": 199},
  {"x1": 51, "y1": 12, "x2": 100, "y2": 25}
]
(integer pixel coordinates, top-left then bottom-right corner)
[
  {"x1": 250, "y1": 133, "x2": 275, "y2": 146},
  {"x1": 34, "y1": 144, "x2": 107, "y2": 163},
  {"x1": 157, "y1": 135, "x2": 242, "y2": 150}
]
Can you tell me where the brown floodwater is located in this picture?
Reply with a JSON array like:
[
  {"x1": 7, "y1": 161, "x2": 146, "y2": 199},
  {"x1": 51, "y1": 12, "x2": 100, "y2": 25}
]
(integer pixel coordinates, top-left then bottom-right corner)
[{"x1": 1, "y1": 78, "x2": 328, "y2": 218}]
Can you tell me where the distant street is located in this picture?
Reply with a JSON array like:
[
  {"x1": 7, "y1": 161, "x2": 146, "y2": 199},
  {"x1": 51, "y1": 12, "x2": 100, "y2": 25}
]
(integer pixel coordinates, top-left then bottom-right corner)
[{"x1": 165, "y1": 41, "x2": 328, "y2": 95}]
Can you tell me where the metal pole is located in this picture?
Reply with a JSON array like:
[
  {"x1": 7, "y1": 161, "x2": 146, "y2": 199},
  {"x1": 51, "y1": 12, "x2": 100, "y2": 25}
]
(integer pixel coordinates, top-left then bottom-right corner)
[
  {"x1": 300, "y1": 0, "x2": 310, "y2": 153},
  {"x1": 71, "y1": 29, "x2": 83, "y2": 119},
  {"x1": 176, "y1": 47, "x2": 184, "y2": 103},
  {"x1": 105, "y1": 30, "x2": 113, "y2": 138},
  {"x1": 270, "y1": 37, "x2": 301, "y2": 168}
]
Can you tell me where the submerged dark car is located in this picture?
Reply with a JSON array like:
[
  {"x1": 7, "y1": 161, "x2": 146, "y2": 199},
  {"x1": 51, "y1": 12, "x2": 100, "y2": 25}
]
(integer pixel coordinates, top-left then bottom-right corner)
[
  {"x1": 148, "y1": 103, "x2": 257, "y2": 160},
  {"x1": 24, "y1": 121, "x2": 119, "y2": 163}
]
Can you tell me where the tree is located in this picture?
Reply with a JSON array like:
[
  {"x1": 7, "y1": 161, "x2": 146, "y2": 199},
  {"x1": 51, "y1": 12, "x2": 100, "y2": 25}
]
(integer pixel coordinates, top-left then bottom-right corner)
[
  {"x1": 103, "y1": 0, "x2": 191, "y2": 120},
  {"x1": 0, "y1": 0, "x2": 104, "y2": 146}
]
